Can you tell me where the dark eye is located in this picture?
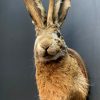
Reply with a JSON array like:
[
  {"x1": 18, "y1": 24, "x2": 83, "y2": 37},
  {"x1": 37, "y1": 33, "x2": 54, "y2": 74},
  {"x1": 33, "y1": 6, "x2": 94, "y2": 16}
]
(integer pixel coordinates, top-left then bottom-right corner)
[{"x1": 56, "y1": 32, "x2": 61, "y2": 37}]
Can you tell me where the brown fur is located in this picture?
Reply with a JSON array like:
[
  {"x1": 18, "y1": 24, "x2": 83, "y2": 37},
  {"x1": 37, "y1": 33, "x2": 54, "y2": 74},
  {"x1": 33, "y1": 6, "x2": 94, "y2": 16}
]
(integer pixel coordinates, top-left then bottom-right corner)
[
  {"x1": 24, "y1": 0, "x2": 89, "y2": 99},
  {"x1": 35, "y1": 48, "x2": 89, "y2": 100}
]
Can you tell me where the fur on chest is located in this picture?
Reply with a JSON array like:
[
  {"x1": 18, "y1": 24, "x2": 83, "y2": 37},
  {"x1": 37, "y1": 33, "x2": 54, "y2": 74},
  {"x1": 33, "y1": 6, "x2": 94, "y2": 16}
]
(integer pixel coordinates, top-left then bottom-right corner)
[{"x1": 35, "y1": 56, "x2": 88, "y2": 99}]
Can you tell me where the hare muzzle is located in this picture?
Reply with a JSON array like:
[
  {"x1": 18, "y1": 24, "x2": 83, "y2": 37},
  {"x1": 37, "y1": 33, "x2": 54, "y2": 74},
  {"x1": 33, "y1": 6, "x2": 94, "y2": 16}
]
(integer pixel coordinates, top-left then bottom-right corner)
[{"x1": 39, "y1": 37, "x2": 61, "y2": 57}]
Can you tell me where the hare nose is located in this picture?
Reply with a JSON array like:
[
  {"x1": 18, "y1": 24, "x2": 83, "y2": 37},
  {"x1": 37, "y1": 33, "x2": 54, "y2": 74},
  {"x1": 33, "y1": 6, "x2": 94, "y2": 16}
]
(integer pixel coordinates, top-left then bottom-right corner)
[
  {"x1": 40, "y1": 39, "x2": 60, "y2": 56},
  {"x1": 40, "y1": 38, "x2": 52, "y2": 49},
  {"x1": 42, "y1": 44, "x2": 50, "y2": 50}
]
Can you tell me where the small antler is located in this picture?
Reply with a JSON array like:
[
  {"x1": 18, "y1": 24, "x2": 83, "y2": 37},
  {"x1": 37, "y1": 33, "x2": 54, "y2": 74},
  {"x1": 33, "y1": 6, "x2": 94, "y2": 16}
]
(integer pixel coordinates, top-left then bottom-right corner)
[{"x1": 24, "y1": 0, "x2": 46, "y2": 28}]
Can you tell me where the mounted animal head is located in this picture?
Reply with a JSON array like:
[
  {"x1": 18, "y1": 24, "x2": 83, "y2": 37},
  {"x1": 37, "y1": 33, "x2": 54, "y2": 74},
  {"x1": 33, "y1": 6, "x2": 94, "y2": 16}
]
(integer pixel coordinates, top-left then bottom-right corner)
[{"x1": 24, "y1": 0, "x2": 71, "y2": 62}]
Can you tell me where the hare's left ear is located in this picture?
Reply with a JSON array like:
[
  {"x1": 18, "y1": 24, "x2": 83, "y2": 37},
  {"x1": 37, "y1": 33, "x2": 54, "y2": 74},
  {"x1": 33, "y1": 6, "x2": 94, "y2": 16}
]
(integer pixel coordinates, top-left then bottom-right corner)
[
  {"x1": 54, "y1": 0, "x2": 71, "y2": 26},
  {"x1": 24, "y1": 0, "x2": 46, "y2": 28}
]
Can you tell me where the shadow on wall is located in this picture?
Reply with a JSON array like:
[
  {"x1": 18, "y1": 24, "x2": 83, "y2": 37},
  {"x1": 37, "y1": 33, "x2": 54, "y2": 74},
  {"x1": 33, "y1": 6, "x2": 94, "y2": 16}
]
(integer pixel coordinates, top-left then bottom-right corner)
[{"x1": 0, "y1": 0, "x2": 100, "y2": 100}]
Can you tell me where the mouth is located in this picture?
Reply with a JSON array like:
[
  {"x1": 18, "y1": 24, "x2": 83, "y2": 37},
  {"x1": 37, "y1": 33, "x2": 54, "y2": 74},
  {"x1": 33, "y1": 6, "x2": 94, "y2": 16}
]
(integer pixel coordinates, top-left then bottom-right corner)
[
  {"x1": 36, "y1": 44, "x2": 67, "y2": 62},
  {"x1": 39, "y1": 49, "x2": 66, "y2": 62},
  {"x1": 43, "y1": 49, "x2": 58, "y2": 58}
]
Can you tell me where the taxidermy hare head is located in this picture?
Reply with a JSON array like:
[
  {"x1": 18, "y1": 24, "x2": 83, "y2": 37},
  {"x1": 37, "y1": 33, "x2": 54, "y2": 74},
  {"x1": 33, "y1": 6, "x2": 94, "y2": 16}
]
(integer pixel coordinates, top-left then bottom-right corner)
[
  {"x1": 24, "y1": 0, "x2": 89, "y2": 100},
  {"x1": 24, "y1": 0, "x2": 71, "y2": 62}
]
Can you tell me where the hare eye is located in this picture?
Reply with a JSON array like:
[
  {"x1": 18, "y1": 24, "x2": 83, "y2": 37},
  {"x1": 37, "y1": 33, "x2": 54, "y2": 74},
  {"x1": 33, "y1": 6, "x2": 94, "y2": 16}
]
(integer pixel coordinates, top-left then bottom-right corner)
[{"x1": 56, "y1": 32, "x2": 61, "y2": 37}]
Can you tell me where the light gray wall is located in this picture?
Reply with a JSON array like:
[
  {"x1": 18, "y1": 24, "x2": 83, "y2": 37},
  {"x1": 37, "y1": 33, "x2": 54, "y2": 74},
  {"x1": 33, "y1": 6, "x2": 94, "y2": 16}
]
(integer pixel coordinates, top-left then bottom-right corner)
[{"x1": 0, "y1": 0, "x2": 100, "y2": 100}]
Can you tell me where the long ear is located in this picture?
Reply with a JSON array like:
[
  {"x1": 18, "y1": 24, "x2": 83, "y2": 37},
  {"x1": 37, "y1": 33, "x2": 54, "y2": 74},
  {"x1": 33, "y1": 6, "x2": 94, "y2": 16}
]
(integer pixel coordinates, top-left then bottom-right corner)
[
  {"x1": 54, "y1": 0, "x2": 61, "y2": 24},
  {"x1": 24, "y1": 0, "x2": 46, "y2": 28},
  {"x1": 54, "y1": 0, "x2": 71, "y2": 26},
  {"x1": 47, "y1": 0, "x2": 55, "y2": 26}
]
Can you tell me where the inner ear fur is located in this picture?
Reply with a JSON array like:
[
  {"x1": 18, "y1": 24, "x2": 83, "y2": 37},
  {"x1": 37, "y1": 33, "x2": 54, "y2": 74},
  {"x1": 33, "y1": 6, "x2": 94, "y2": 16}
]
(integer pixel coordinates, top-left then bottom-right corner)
[
  {"x1": 54, "y1": 0, "x2": 71, "y2": 27},
  {"x1": 58, "y1": 0, "x2": 71, "y2": 26},
  {"x1": 24, "y1": 0, "x2": 47, "y2": 28},
  {"x1": 24, "y1": 0, "x2": 71, "y2": 29},
  {"x1": 47, "y1": 0, "x2": 71, "y2": 27}
]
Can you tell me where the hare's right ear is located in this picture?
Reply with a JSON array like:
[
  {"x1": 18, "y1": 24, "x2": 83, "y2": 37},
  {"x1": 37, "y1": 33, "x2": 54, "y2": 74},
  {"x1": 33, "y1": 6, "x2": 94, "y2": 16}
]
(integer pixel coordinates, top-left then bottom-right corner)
[
  {"x1": 54, "y1": 0, "x2": 71, "y2": 27},
  {"x1": 24, "y1": 0, "x2": 46, "y2": 28}
]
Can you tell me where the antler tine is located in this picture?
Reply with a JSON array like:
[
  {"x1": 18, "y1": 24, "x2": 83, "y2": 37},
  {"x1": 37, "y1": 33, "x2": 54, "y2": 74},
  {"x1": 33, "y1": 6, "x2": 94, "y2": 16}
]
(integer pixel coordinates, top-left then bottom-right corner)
[
  {"x1": 47, "y1": 0, "x2": 55, "y2": 26},
  {"x1": 59, "y1": 0, "x2": 71, "y2": 26},
  {"x1": 24, "y1": 0, "x2": 46, "y2": 28}
]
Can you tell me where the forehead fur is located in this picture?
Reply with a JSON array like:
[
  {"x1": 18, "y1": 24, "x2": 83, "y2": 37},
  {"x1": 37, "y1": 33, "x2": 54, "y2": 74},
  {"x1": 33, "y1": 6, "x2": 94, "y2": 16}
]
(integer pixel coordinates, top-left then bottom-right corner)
[{"x1": 35, "y1": 25, "x2": 60, "y2": 35}]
